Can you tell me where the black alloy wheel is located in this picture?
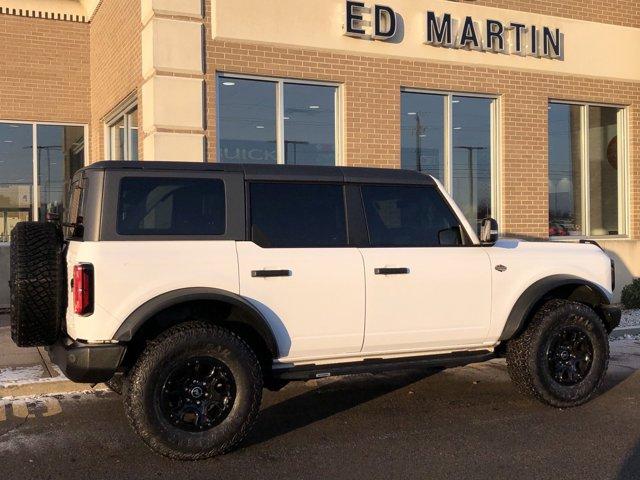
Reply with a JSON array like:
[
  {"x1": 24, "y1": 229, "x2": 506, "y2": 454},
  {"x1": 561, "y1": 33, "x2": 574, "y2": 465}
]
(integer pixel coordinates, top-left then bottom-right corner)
[
  {"x1": 546, "y1": 326, "x2": 594, "y2": 386},
  {"x1": 159, "y1": 356, "x2": 236, "y2": 432}
]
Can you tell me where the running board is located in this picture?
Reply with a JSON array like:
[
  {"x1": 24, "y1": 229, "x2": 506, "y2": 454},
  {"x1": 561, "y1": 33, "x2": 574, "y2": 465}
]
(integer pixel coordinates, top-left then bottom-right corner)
[{"x1": 272, "y1": 350, "x2": 495, "y2": 381}]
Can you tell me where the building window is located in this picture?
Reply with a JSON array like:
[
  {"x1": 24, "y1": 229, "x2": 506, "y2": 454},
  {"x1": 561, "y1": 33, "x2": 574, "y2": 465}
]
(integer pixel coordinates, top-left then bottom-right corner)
[
  {"x1": 217, "y1": 74, "x2": 340, "y2": 166},
  {"x1": 106, "y1": 102, "x2": 138, "y2": 161},
  {"x1": 0, "y1": 122, "x2": 86, "y2": 242},
  {"x1": 401, "y1": 90, "x2": 498, "y2": 231},
  {"x1": 548, "y1": 102, "x2": 627, "y2": 237}
]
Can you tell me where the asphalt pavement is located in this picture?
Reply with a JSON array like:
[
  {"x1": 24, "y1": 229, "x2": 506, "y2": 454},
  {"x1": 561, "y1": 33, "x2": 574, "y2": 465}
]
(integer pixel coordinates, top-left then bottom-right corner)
[{"x1": 1, "y1": 340, "x2": 640, "y2": 480}]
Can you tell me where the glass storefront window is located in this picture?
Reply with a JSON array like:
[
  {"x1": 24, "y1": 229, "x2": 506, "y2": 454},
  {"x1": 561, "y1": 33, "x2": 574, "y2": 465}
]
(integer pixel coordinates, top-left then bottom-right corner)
[
  {"x1": 217, "y1": 75, "x2": 339, "y2": 166},
  {"x1": 401, "y1": 90, "x2": 496, "y2": 232},
  {"x1": 218, "y1": 77, "x2": 277, "y2": 164},
  {"x1": 284, "y1": 83, "x2": 336, "y2": 166},
  {"x1": 548, "y1": 104, "x2": 583, "y2": 236},
  {"x1": 589, "y1": 106, "x2": 620, "y2": 236},
  {"x1": 400, "y1": 92, "x2": 445, "y2": 180},
  {"x1": 452, "y1": 96, "x2": 493, "y2": 230},
  {"x1": 548, "y1": 102, "x2": 625, "y2": 237},
  {"x1": 0, "y1": 122, "x2": 85, "y2": 242},
  {"x1": 37, "y1": 125, "x2": 85, "y2": 221},
  {"x1": 0, "y1": 124, "x2": 33, "y2": 242}
]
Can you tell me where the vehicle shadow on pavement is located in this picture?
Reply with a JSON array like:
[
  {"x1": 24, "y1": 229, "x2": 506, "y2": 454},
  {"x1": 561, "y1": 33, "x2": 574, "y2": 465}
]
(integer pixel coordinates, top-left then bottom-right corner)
[
  {"x1": 243, "y1": 368, "x2": 439, "y2": 448},
  {"x1": 602, "y1": 343, "x2": 640, "y2": 395},
  {"x1": 617, "y1": 442, "x2": 640, "y2": 480}
]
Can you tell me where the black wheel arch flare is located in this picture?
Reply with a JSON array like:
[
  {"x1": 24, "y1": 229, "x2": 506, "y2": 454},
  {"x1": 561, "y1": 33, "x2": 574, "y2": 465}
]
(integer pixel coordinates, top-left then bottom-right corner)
[
  {"x1": 113, "y1": 287, "x2": 280, "y2": 358},
  {"x1": 500, "y1": 274, "x2": 613, "y2": 341}
]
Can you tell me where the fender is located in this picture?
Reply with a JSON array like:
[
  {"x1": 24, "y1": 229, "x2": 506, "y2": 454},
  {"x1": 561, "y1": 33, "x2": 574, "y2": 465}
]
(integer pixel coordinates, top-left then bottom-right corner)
[
  {"x1": 112, "y1": 287, "x2": 280, "y2": 357},
  {"x1": 499, "y1": 274, "x2": 611, "y2": 341}
]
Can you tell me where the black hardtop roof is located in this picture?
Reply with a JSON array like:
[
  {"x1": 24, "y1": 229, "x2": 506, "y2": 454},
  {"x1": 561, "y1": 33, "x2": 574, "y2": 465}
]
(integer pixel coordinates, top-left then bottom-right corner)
[{"x1": 84, "y1": 161, "x2": 435, "y2": 185}]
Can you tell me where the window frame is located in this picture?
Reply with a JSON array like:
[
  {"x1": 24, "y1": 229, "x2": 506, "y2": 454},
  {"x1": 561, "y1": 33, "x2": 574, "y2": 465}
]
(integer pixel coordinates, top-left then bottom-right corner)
[
  {"x1": 400, "y1": 88, "x2": 501, "y2": 230},
  {"x1": 216, "y1": 73, "x2": 344, "y2": 166},
  {"x1": 548, "y1": 100, "x2": 629, "y2": 239},
  {"x1": 0, "y1": 119, "x2": 88, "y2": 227},
  {"x1": 104, "y1": 95, "x2": 138, "y2": 161},
  {"x1": 99, "y1": 170, "x2": 246, "y2": 241}
]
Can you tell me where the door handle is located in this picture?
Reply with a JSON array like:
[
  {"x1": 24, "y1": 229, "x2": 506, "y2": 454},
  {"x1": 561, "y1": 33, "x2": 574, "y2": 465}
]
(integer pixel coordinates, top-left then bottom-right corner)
[
  {"x1": 374, "y1": 267, "x2": 410, "y2": 275},
  {"x1": 251, "y1": 269, "x2": 292, "y2": 278}
]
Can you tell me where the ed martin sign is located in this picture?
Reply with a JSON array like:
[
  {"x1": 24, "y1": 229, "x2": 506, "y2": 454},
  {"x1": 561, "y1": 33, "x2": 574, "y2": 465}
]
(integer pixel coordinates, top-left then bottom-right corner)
[{"x1": 344, "y1": 1, "x2": 564, "y2": 59}]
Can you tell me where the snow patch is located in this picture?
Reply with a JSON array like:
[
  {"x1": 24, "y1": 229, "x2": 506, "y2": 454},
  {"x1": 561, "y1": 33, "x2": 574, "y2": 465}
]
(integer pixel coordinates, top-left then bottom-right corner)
[{"x1": 0, "y1": 365, "x2": 65, "y2": 387}]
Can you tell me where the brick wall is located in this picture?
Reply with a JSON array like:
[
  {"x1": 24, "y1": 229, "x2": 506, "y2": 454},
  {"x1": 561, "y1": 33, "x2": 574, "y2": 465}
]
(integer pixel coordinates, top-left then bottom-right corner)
[
  {"x1": 455, "y1": 0, "x2": 640, "y2": 28},
  {"x1": 0, "y1": 14, "x2": 89, "y2": 123},
  {"x1": 89, "y1": 0, "x2": 141, "y2": 162},
  {"x1": 203, "y1": 1, "x2": 640, "y2": 239}
]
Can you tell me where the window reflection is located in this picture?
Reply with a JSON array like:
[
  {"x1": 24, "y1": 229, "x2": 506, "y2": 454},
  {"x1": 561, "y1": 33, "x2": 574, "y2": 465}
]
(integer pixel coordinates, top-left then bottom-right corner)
[
  {"x1": 0, "y1": 123, "x2": 85, "y2": 242},
  {"x1": 451, "y1": 96, "x2": 492, "y2": 231},
  {"x1": 589, "y1": 106, "x2": 620, "y2": 236},
  {"x1": 218, "y1": 77, "x2": 277, "y2": 164},
  {"x1": 548, "y1": 103, "x2": 624, "y2": 237},
  {"x1": 0, "y1": 124, "x2": 33, "y2": 242},
  {"x1": 37, "y1": 125, "x2": 85, "y2": 221},
  {"x1": 548, "y1": 104, "x2": 582, "y2": 236},
  {"x1": 284, "y1": 83, "x2": 336, "y2": 166},
  {"x1": 400, "y1": 92, "x2": 445, "y2": 181}
]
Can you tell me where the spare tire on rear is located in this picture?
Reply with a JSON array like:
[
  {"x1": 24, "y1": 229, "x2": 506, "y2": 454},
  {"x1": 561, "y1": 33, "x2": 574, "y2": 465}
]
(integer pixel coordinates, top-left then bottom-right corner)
[{"x1": 10, "y1": 221, "x2": 66, "y2": 347}]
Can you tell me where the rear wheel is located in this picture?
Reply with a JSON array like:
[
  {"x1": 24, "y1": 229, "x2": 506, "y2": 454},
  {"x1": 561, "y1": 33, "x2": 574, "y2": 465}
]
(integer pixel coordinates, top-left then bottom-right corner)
[
  {"x1": 123, "y1": 322, "x2": 263, "y2": 460},
  {"x1": 506, "y1": 299, "x2": 609, "y2": 408},
  {"x1": 10, "y1": 221, "x2": 66, "y2": 347},
  {"x1": 106, "y1": 374, "x2": 124, "y2": 395}
]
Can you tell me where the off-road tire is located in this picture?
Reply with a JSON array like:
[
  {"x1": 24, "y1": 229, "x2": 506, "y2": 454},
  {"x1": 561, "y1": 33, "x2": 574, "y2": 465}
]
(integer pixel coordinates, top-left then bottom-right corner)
[
  {"x1": 123, "y1": 322, "x2": 263, "y2": 460},
  {"x1": 10, "y1": 221, "x2": 66, "y2": 347},
  {"x1": 106, "y1": 374, "x2": 124, "y2": 395},
  {"x1": 506, "y1": 299, "x2": 609, "y2": 408}
]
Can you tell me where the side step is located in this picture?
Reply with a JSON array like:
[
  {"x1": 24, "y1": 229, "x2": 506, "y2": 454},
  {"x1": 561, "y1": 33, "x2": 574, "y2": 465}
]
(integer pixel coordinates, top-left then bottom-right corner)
[{"x1": 273, "y1": 350, "x2": 495, "y2": 381}]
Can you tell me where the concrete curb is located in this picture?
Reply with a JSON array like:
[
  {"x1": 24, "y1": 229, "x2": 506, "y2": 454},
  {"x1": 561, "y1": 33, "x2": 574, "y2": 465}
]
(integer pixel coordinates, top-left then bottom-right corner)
[
  {"x1": 610, "y1": 325, "x2": 640, "y2": 339},
  {"x1": 0, "y1": 381, "x2": 108, "y2": 399}
]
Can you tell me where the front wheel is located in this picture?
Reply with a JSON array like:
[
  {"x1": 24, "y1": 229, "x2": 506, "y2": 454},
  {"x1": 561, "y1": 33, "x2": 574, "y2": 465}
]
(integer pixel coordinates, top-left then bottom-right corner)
[
  {"x1": 506, "y1": 299, "x2": 609, "y2": 408},
  {"x1": 123, "y1": 322, "x2": 263, "y2": 459}
]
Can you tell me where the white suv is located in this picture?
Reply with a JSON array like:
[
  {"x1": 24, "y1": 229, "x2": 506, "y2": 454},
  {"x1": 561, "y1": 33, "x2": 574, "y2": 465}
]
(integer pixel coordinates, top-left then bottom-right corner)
[{"x1": 10, "y1": 161, "x2": 621, "y2": 459}]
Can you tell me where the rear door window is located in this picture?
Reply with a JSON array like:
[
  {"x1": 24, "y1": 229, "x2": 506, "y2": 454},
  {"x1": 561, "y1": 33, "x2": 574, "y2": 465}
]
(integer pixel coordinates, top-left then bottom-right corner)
[
  {"x1": 117, "y1": 177, "x2": 225, "y2": 235},
  {"x1": 249, "y1": 182, "x2": 347, "y2": 248},
  {"x1": 360, "y1": 185, "x2": 464, "y2": 247}
]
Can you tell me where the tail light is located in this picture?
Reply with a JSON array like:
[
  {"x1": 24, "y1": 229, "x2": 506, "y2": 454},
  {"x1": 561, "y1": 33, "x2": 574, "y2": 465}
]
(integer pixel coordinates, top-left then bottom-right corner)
[{"x1": 73, "y1": 264, "x2": 94, "y2": 315}]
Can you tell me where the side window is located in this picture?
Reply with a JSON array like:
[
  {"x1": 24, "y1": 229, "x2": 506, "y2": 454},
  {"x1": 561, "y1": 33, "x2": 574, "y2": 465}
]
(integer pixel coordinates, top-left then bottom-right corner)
[
  {"x1": 361, "y1": 185, "x2": 464, "y2": 247},
  {"x1": 249, "y1": 182, "x2": 347, "y2": 248},
  {"x1": 117, "y1": 177, "x2": 225, "y2": 235},
  {"x1": 64, "y1": 175, "x2": 85, "y2": 239}
]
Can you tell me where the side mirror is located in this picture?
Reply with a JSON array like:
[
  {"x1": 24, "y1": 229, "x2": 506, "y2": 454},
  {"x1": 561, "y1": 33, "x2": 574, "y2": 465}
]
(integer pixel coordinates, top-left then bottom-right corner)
[{"x1": 480, "y1": 217, "x2": 499, "y2": 244}]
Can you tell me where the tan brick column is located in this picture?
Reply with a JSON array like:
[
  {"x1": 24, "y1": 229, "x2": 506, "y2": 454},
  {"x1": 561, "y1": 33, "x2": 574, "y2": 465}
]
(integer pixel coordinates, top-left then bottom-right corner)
[{"x1": 141, "y1": 0, "x2": 205, "y2": 161}]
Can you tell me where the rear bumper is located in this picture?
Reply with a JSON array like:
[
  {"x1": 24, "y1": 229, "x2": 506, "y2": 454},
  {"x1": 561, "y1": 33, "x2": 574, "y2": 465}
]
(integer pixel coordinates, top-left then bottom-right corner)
[
  {"x1": 46, "y1": 336, "x2": 126, "y2": 383},
  {"x1": 599, "y1": 303, "x2": 622, "y2": 332}
]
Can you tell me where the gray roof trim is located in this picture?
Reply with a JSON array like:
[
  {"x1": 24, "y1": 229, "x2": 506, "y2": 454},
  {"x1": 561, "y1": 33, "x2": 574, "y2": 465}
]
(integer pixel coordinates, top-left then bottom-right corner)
[{"x1": 83, "y1": 161, "x2": 435, "y2": 185}]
